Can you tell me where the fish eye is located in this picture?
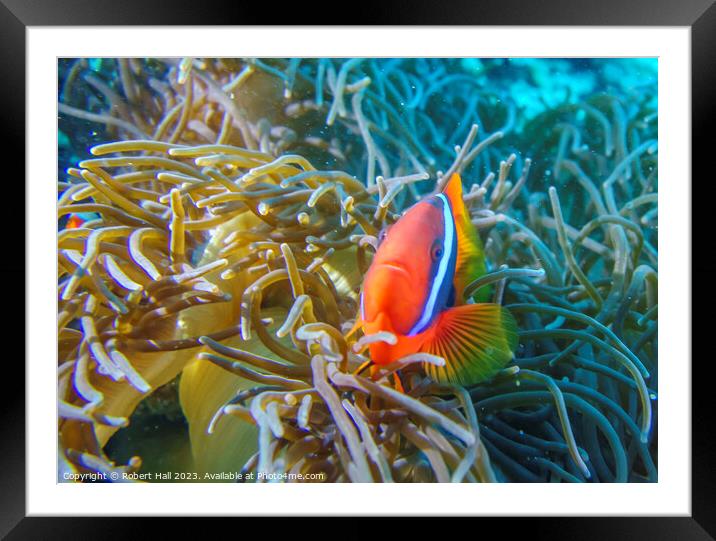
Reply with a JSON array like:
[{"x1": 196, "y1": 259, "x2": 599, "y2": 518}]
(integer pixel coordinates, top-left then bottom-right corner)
[
  {"x1": 431, "y1": 240, "x2": 444, "y2": 261},
  {"x1": 378, "y1": 229, "x2": 388, "y2": 243}
]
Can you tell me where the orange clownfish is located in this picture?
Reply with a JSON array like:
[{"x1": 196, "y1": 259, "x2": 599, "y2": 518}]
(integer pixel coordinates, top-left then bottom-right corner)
[
  {"x1": 65, "y1": 212, "x2": 99, "y2": 230},
  {"x1": 65, "y1": 214, "x2": 86, "y2": 229},
  {"x1": 358, "y1": 173, "x2": 518, "y2": 386}
]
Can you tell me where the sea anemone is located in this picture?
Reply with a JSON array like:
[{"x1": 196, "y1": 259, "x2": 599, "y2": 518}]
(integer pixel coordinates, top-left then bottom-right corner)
[{"x1": 58, "y1": 58, "x2": 657, "y2": 482}]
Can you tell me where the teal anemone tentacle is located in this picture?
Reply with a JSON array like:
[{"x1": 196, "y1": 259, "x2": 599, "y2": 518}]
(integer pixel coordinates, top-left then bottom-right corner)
[{"x1": 476, "y1": 390, "x2": 629, "y2": 482}]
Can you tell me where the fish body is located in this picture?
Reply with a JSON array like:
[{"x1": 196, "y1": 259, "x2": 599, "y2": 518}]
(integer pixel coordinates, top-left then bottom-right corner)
[{"x1": 358, "y1": 173, "x2": 518, "y2": 386}]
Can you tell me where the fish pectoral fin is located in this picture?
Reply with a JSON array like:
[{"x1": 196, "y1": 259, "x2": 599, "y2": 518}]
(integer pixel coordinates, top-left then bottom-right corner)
[{"x1": 420, "y1": 303, "x2": 518, "y2": 386}]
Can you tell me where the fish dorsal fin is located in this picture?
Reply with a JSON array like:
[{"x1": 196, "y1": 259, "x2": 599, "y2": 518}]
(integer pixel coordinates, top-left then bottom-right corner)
[
  {"x1": 420, "y1": 303, "x2": 518, "y2": 386},
  {"x1": 442, "y1": 174, "x2": 488, "y2": 303}
]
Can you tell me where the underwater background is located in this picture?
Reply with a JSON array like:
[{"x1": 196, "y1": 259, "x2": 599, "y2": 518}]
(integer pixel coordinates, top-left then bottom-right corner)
[{"x1": 58, "y1": 57, "x2": 657, "y2": 483}]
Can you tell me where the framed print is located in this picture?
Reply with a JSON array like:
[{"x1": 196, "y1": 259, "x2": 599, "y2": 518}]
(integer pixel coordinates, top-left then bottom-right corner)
[{"x1": 4, "y1": 0, "x2": 711, "y2": 536}]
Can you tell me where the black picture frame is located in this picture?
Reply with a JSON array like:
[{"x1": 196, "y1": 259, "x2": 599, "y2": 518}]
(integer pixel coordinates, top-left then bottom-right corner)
[{"x1": 5, "y1": 0, "x2": 710, "y2": 536}]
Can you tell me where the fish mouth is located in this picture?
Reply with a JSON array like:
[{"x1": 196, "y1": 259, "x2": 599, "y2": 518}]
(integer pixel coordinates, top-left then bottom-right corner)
[{"x1": 377, "y1": 262, "x2": 412, "y2": 281}]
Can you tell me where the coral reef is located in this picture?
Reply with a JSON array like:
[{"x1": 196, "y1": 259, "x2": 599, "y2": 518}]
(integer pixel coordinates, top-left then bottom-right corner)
[{"x1": 58, "y1": 58, "x2": 657, "y2": 482}]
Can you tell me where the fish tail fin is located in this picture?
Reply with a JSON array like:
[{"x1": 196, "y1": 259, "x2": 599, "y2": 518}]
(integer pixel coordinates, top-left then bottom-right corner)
[
  {"x1": 420, "y1": 303, "x2": 518, "y2": 386},
  {"x1": 442, "y1": 173, "x2": 489, "y2": 303}
]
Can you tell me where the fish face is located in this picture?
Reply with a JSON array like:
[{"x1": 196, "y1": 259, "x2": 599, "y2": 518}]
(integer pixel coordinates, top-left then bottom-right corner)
[{"x1": 361, "y1": 193, "x2": 457, "y2": 337}]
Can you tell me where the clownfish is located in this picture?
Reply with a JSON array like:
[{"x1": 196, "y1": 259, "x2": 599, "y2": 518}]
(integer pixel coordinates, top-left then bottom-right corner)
[
  {"x1": 357, "y1": 173, "x2": 518, "y2": 386},
  {"x1": 65, "y1": 212, "x2": 99, "y2": 230}
]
